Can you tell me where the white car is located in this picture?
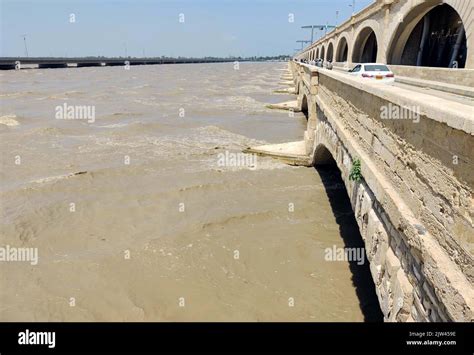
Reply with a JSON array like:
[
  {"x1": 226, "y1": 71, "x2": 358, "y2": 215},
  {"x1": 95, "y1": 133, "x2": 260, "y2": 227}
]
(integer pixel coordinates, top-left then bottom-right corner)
[{"x1": 348, "y1": 63, "x2": 395, "y2": 83}]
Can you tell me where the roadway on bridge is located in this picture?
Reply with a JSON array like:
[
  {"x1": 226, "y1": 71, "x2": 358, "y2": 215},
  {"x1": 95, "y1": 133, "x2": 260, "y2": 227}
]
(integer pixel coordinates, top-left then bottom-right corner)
[
  {"x1": 328, "y1": 65, "x2": 473, "y2": 106},
  {"x1": 392, "y1": 82, "x2": 474, "y2": 106}
]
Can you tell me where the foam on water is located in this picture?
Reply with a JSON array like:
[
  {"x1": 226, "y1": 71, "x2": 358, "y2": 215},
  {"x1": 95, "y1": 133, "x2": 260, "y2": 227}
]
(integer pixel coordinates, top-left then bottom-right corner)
[{"x1": 0, "y1": 114, "x2": 20, "y2": 126}]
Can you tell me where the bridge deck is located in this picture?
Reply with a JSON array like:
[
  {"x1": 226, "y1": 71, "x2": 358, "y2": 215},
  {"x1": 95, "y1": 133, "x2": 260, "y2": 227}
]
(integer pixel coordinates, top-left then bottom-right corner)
[{"x1": 305, "y1": 65, "x2": 473, "y2": 134}]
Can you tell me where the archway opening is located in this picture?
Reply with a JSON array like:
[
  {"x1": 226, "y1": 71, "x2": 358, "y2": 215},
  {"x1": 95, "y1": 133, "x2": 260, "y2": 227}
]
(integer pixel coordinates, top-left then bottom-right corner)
[
  {"x1": 316, "y1": 48, "x2": 320, "y2": 60},
  {"x1": 321, "y1": 46, "x2": 326, "y2": 61},
  {"x1": 301, "y1": 95, "x2": 309, "y2": 120},
  {"x1": 327, "y1": 43, "x2": 334, "y2": 62},
  {"x1": 336, "y1": 37, "x2": 348, "y2": 62},
  {"x1": 388, "y1": 4, "x2": 466, "y2": 68},
  {"x1": 352, "y1": 27, "x2": 378, "y2": 63},
  {"x1": 313, "y1": 145, "x2": 336, "y2": 166}
]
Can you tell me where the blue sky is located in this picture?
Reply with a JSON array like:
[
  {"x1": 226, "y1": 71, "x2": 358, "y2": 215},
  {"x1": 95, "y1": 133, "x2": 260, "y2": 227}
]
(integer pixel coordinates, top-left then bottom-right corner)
[{"x1": 0, "y1": 0, "x2": 373, "y2": 57}]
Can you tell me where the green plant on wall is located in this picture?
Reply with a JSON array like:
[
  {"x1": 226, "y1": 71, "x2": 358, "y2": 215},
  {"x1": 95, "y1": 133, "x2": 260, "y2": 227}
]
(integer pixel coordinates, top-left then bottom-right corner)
[{"x1": 349, "y1": 158, "x2": 362, "y2": 182}]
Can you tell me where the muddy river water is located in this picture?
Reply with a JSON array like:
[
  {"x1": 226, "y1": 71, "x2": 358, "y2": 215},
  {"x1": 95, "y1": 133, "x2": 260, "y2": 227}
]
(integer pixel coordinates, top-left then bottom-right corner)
[{"x1": 0, "y1": 62, "x2": 381, "y2": 321}]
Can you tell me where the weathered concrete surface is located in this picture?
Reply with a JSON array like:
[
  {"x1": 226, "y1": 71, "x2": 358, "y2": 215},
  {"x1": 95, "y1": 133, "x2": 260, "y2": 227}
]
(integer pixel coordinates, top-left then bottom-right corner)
[
  {"x1": 244, "y1": 141, "x2": 311, "y2": 166},
  {"x1": 333, "y1": 64, "x2": 474, "y2": 98},
  {"x1": 305, "y1": 65, "x2": 473, "y2": 134},
  {"x1": 288, "y1": 60, "x2": 474, "y2": 322},
  {"x1": 278, "y1": 80, "x2": 295, "y2": 86},
  {"x1": 273, "y1": 87, "x2": 296, "y2": 95},
  {"x1": 266, "y1": 100, "x2": 300, "y2": 112},
  {"x1": 388, "y1": 65, "x2": 474, "y2": 88},
  {"x1": 394, "y1": 76, "x2": 474, "y2": 99}
]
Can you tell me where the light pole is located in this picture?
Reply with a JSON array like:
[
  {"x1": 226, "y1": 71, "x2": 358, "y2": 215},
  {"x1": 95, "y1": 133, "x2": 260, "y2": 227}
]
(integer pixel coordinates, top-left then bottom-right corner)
[
  {"x1": 302, "y1": 24, "x2": 336, "y2": 42},
  {"x1": 296, "y1": 40, "x2": 311, "y2": 50},
  {"x1": 349, "y1": 0, "x2": 356, "y2": 15},
  {"x1": 322, "y1": 24, "x2": 336, "y2": 36},
  {"x1": 21, "y1": 34, "x2": 29, "y2": 57},
  {"x1": 302, "y1": 25, "x2": 319, "y2": 43},
  {"x1": 303, "y1": 25, "x2": 336, "y2": 43}
]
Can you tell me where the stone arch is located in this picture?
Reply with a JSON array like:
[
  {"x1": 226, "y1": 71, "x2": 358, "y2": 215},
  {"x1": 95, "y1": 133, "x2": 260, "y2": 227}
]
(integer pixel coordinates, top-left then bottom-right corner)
[
  {"x1": 336, "y1": 35, "x2": 349, "y2": 62},
  {"x1": 352, "y1": 21, "x2": 381, "y2": 63},
  {"x1": 313, "y1": 143, "x2": 336, "y2": 166},
  {"x1": 387, "y1": 2, "x2": 467, "y2": 68},
  {"x1": 301, "y1": 94, "x2": 309, "y2": 119},
  {"x1": 316, "y1": 47, "x2": 320, "y2": 60},
  {"x1": 327, "y1": 42, "x2": 335, "y2": 62},
  {"x1": 320, "y1": 45, "x2": 326, "y2": 61}
]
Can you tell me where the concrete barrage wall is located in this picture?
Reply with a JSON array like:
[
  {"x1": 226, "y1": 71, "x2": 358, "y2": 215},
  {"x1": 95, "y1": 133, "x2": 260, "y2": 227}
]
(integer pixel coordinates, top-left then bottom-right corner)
[
  {"x1": 388, "y1": 65, "x2": 474, "y2": 87},
  {"x1": 290, "y1": 61, "x2": 474, "y2": 322}
]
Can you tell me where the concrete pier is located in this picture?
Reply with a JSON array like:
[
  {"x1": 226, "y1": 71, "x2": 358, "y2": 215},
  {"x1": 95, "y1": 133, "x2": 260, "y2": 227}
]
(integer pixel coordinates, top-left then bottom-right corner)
[{"x1": 265, "y1": 100, "x2": 300, "y2": 111}]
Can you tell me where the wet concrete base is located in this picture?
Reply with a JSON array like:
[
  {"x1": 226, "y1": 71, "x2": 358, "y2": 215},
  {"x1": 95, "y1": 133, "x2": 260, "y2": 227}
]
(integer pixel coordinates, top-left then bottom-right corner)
[
  {"x1": 244, "y1": 140, "x2": 310, "y2": 166},
  {"x1": 278, "y1": 80, "x2": 295, "y2": 86},
  {"x1": 273, "y1": 87, "x2": 296, "y2": 94},
  {"x1": 266, "y1": 100, "x2": 300, "y2": 111}
]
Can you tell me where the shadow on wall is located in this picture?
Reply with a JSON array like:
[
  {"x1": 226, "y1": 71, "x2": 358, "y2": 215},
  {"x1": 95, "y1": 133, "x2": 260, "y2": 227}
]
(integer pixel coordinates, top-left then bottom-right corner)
[
  {"x1": 301, "y1": 95, "x2": 309, "y2": 120},
  {"x1": 314, "y1": 155, "x2": 383, "y2": 322},
  {"x1": 388, "y1": 3, "x2": 467, "y2": 68},
  {"x1": 352, "y1": 27, "x2": 378, "y2": 63}
]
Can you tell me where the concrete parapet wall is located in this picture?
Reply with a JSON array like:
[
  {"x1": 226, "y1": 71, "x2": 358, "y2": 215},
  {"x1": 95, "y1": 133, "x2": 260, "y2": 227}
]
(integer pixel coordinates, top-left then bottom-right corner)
[
  {"x1": 290, "y1": 60, "x2": 474, "y2": 322},
  {"x1": 388, "y1": 65, "x2": 474, "y2": 87}
]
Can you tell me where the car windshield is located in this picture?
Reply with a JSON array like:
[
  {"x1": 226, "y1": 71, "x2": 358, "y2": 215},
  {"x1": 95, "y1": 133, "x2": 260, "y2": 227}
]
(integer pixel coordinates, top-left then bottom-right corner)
[{"x1": 364, "y1": 65, "x2": 390, "y2": 72}]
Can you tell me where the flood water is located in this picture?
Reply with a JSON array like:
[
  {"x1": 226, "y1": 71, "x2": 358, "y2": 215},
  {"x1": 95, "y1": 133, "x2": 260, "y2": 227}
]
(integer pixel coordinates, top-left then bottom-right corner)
[{"x1": 0, "y1": 62, "x2": 381, "y2": 321}]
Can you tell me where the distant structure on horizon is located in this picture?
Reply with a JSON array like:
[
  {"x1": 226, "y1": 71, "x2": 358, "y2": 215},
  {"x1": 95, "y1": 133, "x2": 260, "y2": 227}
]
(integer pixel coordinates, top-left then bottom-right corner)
[{"x1": 0, "y1": 55, "x2": 291, "y2": 70}]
